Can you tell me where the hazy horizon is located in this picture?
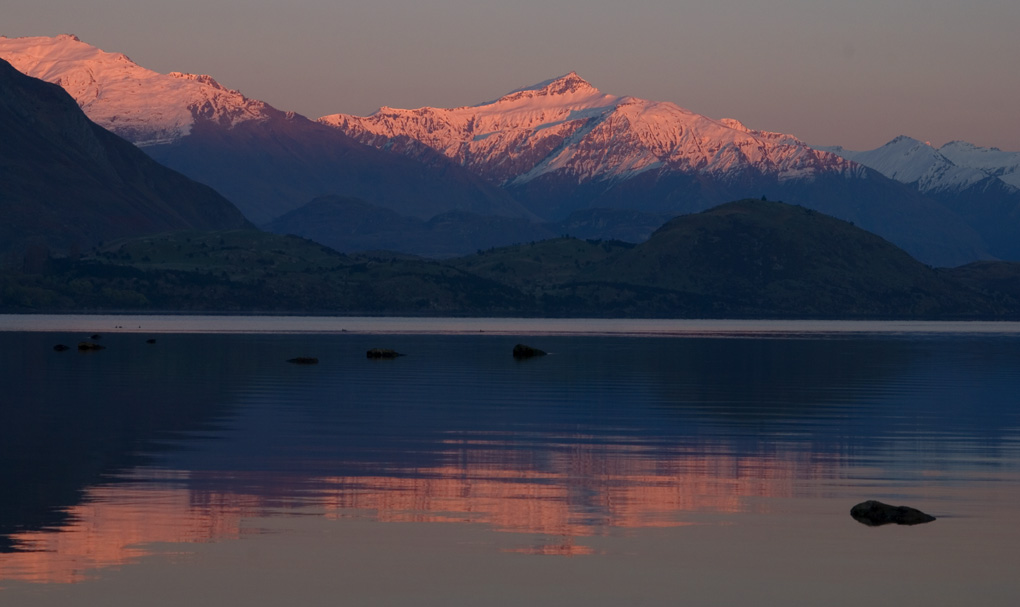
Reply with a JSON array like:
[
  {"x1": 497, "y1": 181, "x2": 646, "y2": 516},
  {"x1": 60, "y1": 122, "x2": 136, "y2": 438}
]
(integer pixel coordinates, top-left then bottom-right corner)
[{"x1": 4, "y1": 0, "x2": 1019, "y2": 151}]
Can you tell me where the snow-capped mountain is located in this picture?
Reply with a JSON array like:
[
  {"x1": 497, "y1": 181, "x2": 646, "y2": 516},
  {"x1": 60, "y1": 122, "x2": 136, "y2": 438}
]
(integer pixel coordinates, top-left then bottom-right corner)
[
  {"x1": 320, "y1": 72, "x2": 861, "y2": 189},
  {"x1": 819, "y1": 136, "x2": 993, "y2": 194},
  {"x1": 320, "y1": 73, "x2": 994, "y2": 266},
  {"x1": 0, "y1": 56, "x2": 249, "y2": 257},
  {"x1": 0, "y1": 34, "x2": 271, "y2": 146},
  {"x1": 820, "y1": 136, "x2": 1019, "y2": 195},
  {"x1": 822, "y1": 137, "x2": 1020, "y2": 260},
  {"x1": 0, "y1": 36, "x2": 1001, "y2": 265},
  {"x1": 0, "y1": 35, "x2": 528, "y2": 226}
]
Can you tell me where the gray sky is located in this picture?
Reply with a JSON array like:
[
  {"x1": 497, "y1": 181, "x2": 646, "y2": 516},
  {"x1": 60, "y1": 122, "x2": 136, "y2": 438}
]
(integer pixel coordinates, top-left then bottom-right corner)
[{"x1": 5, "y1": 0, "x2": 1019, "y2": 150}]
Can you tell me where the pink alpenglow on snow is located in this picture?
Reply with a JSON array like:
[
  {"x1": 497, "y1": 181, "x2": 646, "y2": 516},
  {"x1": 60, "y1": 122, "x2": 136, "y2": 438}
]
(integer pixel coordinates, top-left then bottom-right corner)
[
  {"x1": 318, "y1": 72, "x2": 861, "y2": 187},
  {"x1": 0, "y1": 34, "x2": 273, "y2": 147}
]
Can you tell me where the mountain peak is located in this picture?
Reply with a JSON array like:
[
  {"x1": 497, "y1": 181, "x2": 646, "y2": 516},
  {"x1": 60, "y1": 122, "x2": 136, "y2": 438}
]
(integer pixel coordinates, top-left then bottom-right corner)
[
  {"x1": 824, "y1": 134, "x2": 999, "y2": 195},
  {"x1": 887, "y1": 135, "x2": 932, "y2": 148},
  {"x1": 501, "y1": 72, "x2": 600, "y2": 101},
  {"x1": 941, "y1": 140, "x2": 986, "y2": 152}
]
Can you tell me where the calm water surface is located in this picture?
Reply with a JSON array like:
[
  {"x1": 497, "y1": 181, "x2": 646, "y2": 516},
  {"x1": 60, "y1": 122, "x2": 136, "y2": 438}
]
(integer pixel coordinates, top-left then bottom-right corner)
[{"x1": 1, "y1": 316, "x2": 1019, "y2": 606}]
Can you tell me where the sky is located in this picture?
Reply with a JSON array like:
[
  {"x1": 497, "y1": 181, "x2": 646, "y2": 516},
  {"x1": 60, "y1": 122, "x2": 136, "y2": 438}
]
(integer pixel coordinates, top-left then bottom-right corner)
[{"x1": 4, "y1": 0, "x2": 1019, "y2": 150}]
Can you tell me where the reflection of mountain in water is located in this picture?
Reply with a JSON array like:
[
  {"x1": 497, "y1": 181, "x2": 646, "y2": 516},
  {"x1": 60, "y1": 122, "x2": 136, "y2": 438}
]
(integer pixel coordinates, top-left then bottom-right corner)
[
  {"x1": 0, "y1": 481, "x2": 253, "y2": 584},
  {"x1": 3, "y1": 443, "x2": 841, "y2": 582},
  {"x1": 0, "y1": 333, "x2": 268, "y2": 553},
  {"x1": 3, "y1": 331, "x2": 1020, "y2": 581}
]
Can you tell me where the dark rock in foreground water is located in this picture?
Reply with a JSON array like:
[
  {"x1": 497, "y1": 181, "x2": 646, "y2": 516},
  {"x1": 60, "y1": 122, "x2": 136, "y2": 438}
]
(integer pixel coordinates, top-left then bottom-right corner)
[
  {"x1": 287, "y1": 357, "x2": 319, "y2": 364},
  {"x1": 146, "y1": 338, "x2": 157, "y2": 344},
  {"x1": 513, "y1": 344, "x2": 547, "y2": 359},
  {"x1": 53, "y1": 344, "x2": 70, "y2": 351},
  {"x1": 366, "y1": 348, "x2": 403, "y2": 359},
  {"x1": 850, "y1": 500, "x2": 936, "y2": 526},
  {"x1": 77, "y1": 341, "x2": 105, "y2": 351}
]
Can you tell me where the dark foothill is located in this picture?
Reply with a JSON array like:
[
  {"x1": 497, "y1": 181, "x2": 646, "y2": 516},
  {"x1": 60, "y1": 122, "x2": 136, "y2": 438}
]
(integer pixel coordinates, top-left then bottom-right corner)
[
  {"x1": 77, "y1": 341, "x2": 106, "y2": 351},
  {"x1": 287, "y1": 357, "x2": 319, "y2": 364},
  {"x1": 53, "y1": 344, "x2": 70, "y2": 351},
  {"x1": 512, "y1": 344, "x2": 547, "y2": 359},
  {"x1": 850, "y1": 500, "x2": 936, "y2": 526},
  {"x1": 366, "y1": 348, "x2": 403, "y2": 359}
]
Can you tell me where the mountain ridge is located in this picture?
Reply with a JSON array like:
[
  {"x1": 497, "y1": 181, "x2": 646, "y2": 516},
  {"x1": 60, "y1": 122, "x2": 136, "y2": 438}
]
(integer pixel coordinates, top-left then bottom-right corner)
[
  {"x1": 0, "y1": 35, "x2": 1010, "y2": 266},
  {"x1": 0, "y1": 56, "x2": 250, "y2": 259},
  {"x1": 822, "y1": 136, "x2": 1020, "y2": 259},
  {"x1": 0, "y1": 33, "x2": 273, "y2": 146},
  {"x1": 317, "y1": 72, "x2": 991, "y2": 266},
  {"x1": 0, "y1": 34, "x2": 532, "y2": 225},
  {"x1": 320, "y1": 72, "x2": 861, "y2": 188},
  {"x1": 819, "y1": 136, "x2": 1018, "y2": 195}
]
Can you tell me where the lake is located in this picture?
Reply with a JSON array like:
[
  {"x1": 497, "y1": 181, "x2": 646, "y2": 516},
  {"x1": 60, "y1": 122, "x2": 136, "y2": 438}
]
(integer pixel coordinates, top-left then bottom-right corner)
[{"x1": 2, "y1": 316, "x2": 1020, "y2": 606}]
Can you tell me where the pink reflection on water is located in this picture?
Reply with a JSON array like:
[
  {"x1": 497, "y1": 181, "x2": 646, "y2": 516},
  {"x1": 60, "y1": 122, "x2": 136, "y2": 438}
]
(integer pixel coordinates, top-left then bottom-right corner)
[
  {"x1": 1, "y1": 482, "x2": 253, "y2": 584},
  {"x1": 0, "y1": 442, "x2": 845, "y2": 582}
]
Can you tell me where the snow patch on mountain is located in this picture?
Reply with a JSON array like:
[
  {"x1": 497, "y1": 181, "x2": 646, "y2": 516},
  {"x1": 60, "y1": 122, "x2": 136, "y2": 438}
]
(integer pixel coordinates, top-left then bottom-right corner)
[
  {"x1": 939, "y1": 141, "x2": 1020, "y2": 189},
  {"x1": 320, "y1": 73, "x2": 859, "y2": 186},
  {"x1": 0, "y1": 34, "x2": 272, "y2": 146}
]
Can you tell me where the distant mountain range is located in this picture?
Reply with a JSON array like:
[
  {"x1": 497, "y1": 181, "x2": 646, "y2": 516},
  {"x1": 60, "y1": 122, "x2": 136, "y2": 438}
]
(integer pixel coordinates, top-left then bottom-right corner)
[
  {"x1": 0, "y1": 58, "x2": 1016, "y2": 319},
  {"x1": 1, "y1": 34, "x2": 1018, "y2": 267},
  {"x1": 822, "y1": 137, "x2": 1020, "y2": 193},
  {"x1": 821, "y1": 137, "x2": 1020, "y2": 260},
  {"x1": 0, "y1": 56, "x2": 249, "y2": 260}
]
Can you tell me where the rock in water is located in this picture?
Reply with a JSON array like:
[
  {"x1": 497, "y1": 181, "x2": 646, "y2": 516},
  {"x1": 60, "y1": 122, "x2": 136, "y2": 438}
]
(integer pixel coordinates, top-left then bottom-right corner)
[
  {"x1": 287, "y1": 357, "x2": 319, "y2": 364},
  {"x1": 53, "y1": 344, "x2": 70, "y2": 351},
  {"x1": 77, "y1": 341, "x2": 105, "y2": 351},
  {"x1": 850, "y1": 500, "x2": 936, "y2": 526},
  {"x1": 512, "y1": 344, "x2": 546, "y2": 359},
  {"x1": 366, "y1": 348, "x2": 403, "y2": 359}
]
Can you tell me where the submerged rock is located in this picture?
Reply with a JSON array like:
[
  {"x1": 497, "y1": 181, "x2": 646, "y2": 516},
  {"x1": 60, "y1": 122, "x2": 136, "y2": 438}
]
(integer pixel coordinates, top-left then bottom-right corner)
[
  {"x1": 512, "y1": 344, "x2": 547, "y2": 359},
  {"x1": 53, "y1": 344, "x2": 70, "y2": 352},
  {"x1": 850, "y1": 500, "x2": 936, "y2": 526},
  {"x1": 366, "y1": 348, "x2": 403, "y2": 359},
  {"x1": 287, "y1": 357, "x2": 319, "y2": 364},
  {"x1": 89, "y1": 334, "x2": 102, "y2": 340},
  {"x1": 146, "y1": 338, "x2": 157, "y2": 344},
  {"x1": 77, "y1": 341, "x2": 105, "y2": 351}
]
